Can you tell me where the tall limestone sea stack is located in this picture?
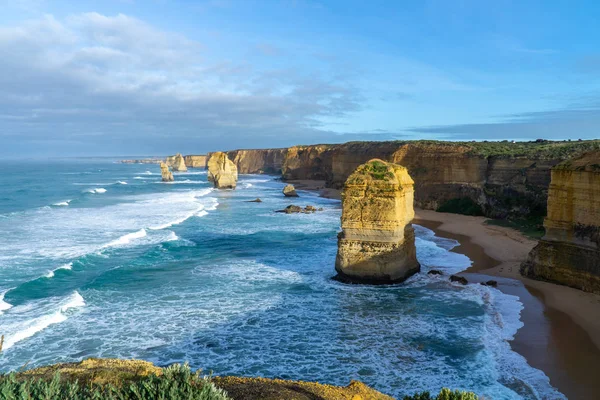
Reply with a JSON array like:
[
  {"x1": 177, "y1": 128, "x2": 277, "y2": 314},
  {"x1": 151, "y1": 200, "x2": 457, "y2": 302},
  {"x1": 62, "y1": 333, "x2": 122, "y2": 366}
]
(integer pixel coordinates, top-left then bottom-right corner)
[
  {"x1": 521, "y1": 151, "x2": 600, "y2": 294},
  {"x1": 160, "y1": 162, "x2": 174, "y2": 182},
  {"x1": 207, "y1": 152, "x2": 238, "y2": 189},
  {"x1": 335, "y1": 159, "x2": 420, "y2": 283}
]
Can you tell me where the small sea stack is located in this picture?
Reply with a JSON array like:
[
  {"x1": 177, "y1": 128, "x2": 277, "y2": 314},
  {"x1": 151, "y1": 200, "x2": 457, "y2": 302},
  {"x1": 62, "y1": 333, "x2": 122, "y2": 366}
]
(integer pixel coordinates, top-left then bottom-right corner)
[
  {"x1": 207, "y1": 152, "x2": 238, "y2": 189},
  {"x1": 283, "y1": 184, "x2": 299, "y2": 197},
  {"x1": 335, "y1": 159, "x2": 420, "y2": 284},
  {"x1": 521, "y1": 151, "x2": 600, "y2": 294},
  {"x1": 160, "y1": 162, "x2": 174, "y2": 182},
  {"x1": 166, "y1": 153, "x2": 188, "y2": 172}
]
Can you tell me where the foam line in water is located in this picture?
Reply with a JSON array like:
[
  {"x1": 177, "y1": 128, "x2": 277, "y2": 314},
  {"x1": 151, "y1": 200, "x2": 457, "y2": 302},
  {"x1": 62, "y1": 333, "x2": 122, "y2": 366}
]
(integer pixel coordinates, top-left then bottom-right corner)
[
  {"x1": 116, "y1": 181, "x2": 128, "y2": 185},
  {"x1": 83, "y1": 188, "x2": 107, "y2": 194},
  {"x1": 52, "y1": 200, "x2": 71, "y2": 207},
  {"x1": 161, "y1": 180, "x2": 206, "y2": 184},
  {"x1": 149, "y1": 206, "x2": 204, "y2": 230},
  {"x1": 102, "y1": 229, "x2": 147, "y2": 248},
  {"x1": 1, "y1": 291, "x2": 85, "y2": 351},
  {"x1": 0, "y1": 289, "x2": 13, "y2": 314}
]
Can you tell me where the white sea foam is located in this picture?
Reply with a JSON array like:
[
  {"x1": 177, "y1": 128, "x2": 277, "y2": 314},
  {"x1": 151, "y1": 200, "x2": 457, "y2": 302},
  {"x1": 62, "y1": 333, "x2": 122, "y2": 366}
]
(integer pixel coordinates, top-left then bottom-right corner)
[
  {"x1": 116, "y1": 181, "x2": 128, "y2": 185},
  {"x1": 144, "y1": 171, "x2": 153, "y2": 175},
  {"x1": 0, "y1": 291, "x2": 85, "y2": 351},
  {"x1": 414, "y1": 224, "x2": 472, "y2": 274},
  {"x1": 84, "y1": 188, "x2": 107, "y2": 194},
  {"x1": 60, "y1": 291, "x2": 85, "y2": 312},
  {"x1": 196, "y1": 210, "x2": 208, "y2": 218},
  {"x1": 133, "y1": 176, "x2": 145, "y2": 179},
  {"x1": 149, "y1": 207, "x2": 204, "y2": 230},
  {"x1": 52, "y1": 200, "x2": 71, "y2": 207},
  {"x1": 166, "y1": 232, "x2": 179, "y2": 242},
  {"x1": 0, "y1": 289, "x2": 13, "y2": 314},
  {"x1": 44, "y1": 262, "x2": 73, "y2": 279},
  {"x1": 161, "y1": 180, "x2": 206, "y2": 184},
  {"x1": 102, "y1": 229, "x2": 147, "y2": 248},
  {"x1": 177, "y1": 171, "x2": 207, "y2": 175},
  {"x1": 241, "y1": 178, "x2": 270, "y2": 183}
]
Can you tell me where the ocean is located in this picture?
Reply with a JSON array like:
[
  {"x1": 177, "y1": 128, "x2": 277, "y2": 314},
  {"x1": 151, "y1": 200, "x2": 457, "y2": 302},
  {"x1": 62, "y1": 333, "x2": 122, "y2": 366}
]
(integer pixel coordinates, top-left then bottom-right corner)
[{"x1": 0, "y1": 159, "x2": 565, "y2": 399}]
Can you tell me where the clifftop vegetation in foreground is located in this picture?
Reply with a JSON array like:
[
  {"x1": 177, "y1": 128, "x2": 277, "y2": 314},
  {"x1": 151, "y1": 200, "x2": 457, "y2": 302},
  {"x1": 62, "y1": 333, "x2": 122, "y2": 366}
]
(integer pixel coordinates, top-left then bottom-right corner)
[{"x1": 0, "y1": 358, "x2": 479, "y2": 400}]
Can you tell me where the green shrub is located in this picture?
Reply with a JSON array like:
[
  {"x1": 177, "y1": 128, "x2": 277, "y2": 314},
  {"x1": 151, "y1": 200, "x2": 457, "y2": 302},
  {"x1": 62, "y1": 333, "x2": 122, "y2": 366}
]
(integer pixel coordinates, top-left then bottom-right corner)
[
  {"x1": 437, "y1": 198, "x2": 484, "y2": 216},
  {"x1": 404, "y1": 388, "x2": 478, "y2": 400},
  {"x1": 0, "y1": 363, "x2": 231, "y2": 400}
]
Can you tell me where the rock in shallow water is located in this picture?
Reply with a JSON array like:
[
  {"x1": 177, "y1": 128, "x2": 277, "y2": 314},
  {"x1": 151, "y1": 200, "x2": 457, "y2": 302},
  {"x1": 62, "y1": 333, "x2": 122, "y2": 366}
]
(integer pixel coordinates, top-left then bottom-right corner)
[
  {"x1": 450, "y1": 275, "x2": 468, "y2": 285},
  {"x1": 283, "y1": 184, "x2": 299, "y2": 197},
  {"x1": 275, "y1": 205, "x2": 323, "y2": 214}
]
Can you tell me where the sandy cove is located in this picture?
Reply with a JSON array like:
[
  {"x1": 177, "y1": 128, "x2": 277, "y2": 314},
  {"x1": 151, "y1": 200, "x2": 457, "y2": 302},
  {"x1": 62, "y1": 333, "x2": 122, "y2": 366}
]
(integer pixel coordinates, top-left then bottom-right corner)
[
  {"x1": 290, "y1": 179, "x2": 600, "y2": 399},
  {"x1": 414, "y1": 210, "x2": 600, "y2": 400}
]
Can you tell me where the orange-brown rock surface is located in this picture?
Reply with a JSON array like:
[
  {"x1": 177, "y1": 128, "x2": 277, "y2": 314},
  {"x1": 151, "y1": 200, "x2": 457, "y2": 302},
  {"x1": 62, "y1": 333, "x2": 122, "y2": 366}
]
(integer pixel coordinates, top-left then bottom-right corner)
[
  {"x1": 335, "y1": 159, "x2": 420, "y2": 283},
  {"x1": 184, "y1": 154, "x2": 207, "y2": 168},
  {"x1": 165, "y1": 153, "x2": 188, "y2": 172},
  {"x1": 159, "y1": 162, "x2": 174, "y2": 182},
  {"x1": 207, "y1": 152, "x2": 238, "y2": 189},
  {"x1": 521, "y1": 151, "x2": 600, "y2": 293},
  {"x1": 209, "y1": 148, "x2": 287, "y2": 174}
]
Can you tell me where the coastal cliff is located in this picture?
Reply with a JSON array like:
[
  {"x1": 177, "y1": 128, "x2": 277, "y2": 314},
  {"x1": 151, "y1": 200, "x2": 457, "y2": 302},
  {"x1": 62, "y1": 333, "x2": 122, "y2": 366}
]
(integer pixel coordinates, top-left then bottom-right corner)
[
  {"x1": 521, "y1": 151, "x2": 600, "y2": 294},
  {"x1": 274, "y1": 140, "x2": 600, "y2": 219},
  {"x1": 208, "y1": 148, "x2": 287, "y2": 174},
  {"x1": 125, "y1": 139, "x2": 600, "y2": 219},
  {"x1": 335, "y1": 159, "x2": 420, "y2": 283},
  {"x1": 184, "y1": 154, "x2": 207, "y2": 168}
]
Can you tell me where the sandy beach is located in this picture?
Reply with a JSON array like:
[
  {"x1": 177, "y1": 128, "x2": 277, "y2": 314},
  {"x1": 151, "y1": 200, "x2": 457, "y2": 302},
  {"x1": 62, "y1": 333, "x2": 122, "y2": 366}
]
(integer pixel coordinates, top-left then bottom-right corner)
[
  {"x1": 413, "y1": 210, "x2": 600, "y2": 400},
  {"x1": 292, "y1": 180, "x2": 600, "y2": 398}
]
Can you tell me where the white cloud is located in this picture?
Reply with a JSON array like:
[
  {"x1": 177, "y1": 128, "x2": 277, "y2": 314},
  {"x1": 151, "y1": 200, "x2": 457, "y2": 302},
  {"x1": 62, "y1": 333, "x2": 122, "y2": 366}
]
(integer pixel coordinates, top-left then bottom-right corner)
[{"x1": 0, "y1": 12, "x2": 364, "y2": 155}]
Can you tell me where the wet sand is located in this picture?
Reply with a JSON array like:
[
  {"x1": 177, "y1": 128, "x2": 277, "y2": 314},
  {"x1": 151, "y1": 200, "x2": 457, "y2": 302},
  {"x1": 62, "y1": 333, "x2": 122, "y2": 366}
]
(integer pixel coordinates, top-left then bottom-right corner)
[{"x1": 414, "y1": 210, "x2": 600, "y2": 400}]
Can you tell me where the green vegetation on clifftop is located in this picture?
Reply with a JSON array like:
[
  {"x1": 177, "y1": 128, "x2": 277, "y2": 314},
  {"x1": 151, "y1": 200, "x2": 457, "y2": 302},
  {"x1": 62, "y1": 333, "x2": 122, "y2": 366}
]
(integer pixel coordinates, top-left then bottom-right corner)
[{"x1": 0, "y1": 363, "x2": 230, "y2": 400}]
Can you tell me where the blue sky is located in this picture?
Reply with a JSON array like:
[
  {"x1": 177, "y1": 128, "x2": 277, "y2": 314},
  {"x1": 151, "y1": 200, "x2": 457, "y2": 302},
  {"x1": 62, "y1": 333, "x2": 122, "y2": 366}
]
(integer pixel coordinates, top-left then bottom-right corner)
[{"x1": 1, "y1": 0, "x2": 599, "y2": 156}]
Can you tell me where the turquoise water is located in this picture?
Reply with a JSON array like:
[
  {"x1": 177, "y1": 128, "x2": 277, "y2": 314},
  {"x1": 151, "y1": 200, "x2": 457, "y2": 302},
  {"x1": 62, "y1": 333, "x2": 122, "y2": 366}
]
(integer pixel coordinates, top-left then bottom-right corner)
[{"x1": 0, "y1": 159, "x2": 564, "y2": 399}]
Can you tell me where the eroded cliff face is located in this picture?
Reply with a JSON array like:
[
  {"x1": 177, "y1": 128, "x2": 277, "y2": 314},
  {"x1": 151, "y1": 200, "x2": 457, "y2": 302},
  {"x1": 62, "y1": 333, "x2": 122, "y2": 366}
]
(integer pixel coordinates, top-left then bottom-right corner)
[
  {"x1": 166, "y1": 153, "x2": 187, "y2": 172},
  {"x1": 521, "y1": 151, "x2": 600, "y2": 293},
  {"x1": 335, "y1": 159, "x2": 420, "y2": 283},
  {"x1": 207, "y1": 152, "x2": 238, "y2": 189},
  {"x1": 209, "y1": 148, "x2": 287, "y2": 174},
  {"x1": 200, "y1": 140, "x2": 598, "y2": 218},
  {"x1": 184, "y1": 155, "x2": 207, "y2": 168},
  {"x1": 282, "y1": 145, "x2": 334, "y2": 181}
]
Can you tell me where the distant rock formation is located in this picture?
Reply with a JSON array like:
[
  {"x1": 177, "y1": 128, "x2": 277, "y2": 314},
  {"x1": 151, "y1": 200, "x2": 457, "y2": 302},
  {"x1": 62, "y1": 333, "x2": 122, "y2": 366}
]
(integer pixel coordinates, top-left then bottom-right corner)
[
  {"x1": 521, "y1": 151, "x2": 600, "y2": 294},
  {"x1": 120, "y1": 159, "x2": 162, "y2": 164},
  {"x1": 160, "y1": 162, "x2": 174, "y2": 182},
  {"x1": 207, "y1": 152, "x2": 238, "y2": 189},
  {"x1": 184, "y1": 155, "x2": 207, "y2": 169},
  {"x1": 335, "y1": 159, "x2": 420, "y2": 284},
  {"x1": 166, "y1": 153, "x2": 187, "y2": 172},
  {"x1": 282, "y1": 184, "x2": 299, "y2": 197},
  {"x1": 276, "y1": 205, "x2": 323, "y2": 214}
]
